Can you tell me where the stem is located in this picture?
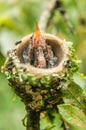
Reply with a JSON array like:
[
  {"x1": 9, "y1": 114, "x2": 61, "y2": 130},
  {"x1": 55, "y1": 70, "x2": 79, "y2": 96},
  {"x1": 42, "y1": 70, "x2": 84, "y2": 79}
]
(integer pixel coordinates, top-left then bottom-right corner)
[
  {"x1": 38, "y1": 0, "x2": 74, "y2": 34},
  {"x1": 26, "y1": 108, "x2": 40, "y2": 130},
  {"x1": 62, "y1": 121, "x2": 70, "y2": 130},
  {"x1": 38, "y1": 0, "x2": 57, "y2": 31}
]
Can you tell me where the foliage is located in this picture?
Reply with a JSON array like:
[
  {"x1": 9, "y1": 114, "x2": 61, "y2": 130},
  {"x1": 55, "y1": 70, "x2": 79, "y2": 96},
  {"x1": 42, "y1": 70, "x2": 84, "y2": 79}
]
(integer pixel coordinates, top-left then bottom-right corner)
[
  {"x1": 40, "y1": 110, "x2": 63, "y2": 130},
  {"x1": 0, "y1": 0, "x2": 86, "y2": 130},
  {"x1": 58, "y1": 104, "x2": 86, "y2": 130}
]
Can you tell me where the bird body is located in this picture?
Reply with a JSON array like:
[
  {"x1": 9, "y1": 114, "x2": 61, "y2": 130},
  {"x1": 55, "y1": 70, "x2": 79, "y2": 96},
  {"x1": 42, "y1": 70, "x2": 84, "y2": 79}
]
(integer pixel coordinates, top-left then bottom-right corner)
[{"x1": 27, "y1": 24, "x2": 57, "y2": 68}]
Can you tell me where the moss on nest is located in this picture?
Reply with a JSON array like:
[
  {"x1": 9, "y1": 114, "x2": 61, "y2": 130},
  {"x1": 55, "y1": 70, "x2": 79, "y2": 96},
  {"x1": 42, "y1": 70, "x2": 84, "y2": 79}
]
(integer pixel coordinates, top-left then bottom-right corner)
[{"x1": 1, "y1": 39, "x2": 79, "y2": 111}]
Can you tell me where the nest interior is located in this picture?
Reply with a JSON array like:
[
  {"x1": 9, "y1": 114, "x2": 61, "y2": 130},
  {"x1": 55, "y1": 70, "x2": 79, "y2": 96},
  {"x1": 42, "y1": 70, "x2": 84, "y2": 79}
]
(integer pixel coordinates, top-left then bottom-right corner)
[{"x1": 16, "y1": 34, "x2": 66, "y2": 69}]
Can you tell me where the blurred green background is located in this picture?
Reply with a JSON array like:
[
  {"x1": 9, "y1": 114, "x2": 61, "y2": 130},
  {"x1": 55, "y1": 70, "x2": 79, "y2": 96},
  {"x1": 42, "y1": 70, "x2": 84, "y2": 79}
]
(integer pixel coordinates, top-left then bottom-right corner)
[{"x1": 0, "y1": 0, "x2": 86, "y2": 130}]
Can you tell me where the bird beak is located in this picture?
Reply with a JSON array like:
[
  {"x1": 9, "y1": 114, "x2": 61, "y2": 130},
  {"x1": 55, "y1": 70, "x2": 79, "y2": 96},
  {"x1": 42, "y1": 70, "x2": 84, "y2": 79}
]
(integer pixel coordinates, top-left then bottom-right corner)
[{"x1": 34, "y1": 23, "x2": 42, "y2": 37}]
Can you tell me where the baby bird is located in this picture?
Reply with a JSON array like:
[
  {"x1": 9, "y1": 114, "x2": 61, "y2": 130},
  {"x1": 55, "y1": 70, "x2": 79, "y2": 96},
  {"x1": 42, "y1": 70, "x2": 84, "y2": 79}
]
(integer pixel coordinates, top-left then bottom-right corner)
[{"x1": 28, "y1": 24, "x2": 58, "y2": 68}]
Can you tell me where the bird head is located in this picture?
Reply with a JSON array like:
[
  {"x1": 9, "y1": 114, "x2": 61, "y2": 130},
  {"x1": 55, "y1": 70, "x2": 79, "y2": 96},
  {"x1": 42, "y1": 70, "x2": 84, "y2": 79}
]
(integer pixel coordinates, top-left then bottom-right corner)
[{"x1": 33, "y1": 23, "x2": 44, "y2": 46}]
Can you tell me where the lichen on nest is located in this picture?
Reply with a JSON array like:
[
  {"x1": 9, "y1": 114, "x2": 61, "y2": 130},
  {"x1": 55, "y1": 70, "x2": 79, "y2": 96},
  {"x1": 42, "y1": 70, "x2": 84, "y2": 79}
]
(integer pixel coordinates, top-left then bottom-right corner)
[
  {"x1": 1, "y1": 25, "x2": 79, "y2": 111},
  {"x1": 2, "y1": 44, "x2": 79, "y2": 111}
]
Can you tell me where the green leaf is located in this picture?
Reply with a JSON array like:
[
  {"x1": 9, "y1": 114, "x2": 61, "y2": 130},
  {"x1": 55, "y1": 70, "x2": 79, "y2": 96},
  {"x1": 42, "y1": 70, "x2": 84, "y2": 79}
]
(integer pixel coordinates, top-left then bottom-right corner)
[
  {"x1": 61, "y1": 81, "x2": 86, "y2": 112},
  {"x1": 77, "y1": 72, "x2": 86, "y2": 80},
  {"x1": 40, "y1": 110, "x2": 64, "y2": 130},
  {"x1": 58, "y1": 104, "x2": 86, "y2": 130}
]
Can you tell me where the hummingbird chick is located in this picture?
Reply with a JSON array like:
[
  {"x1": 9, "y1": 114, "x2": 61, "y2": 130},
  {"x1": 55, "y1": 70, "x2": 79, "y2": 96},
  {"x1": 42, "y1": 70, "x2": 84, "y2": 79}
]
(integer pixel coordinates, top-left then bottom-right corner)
[{"x1": 27, "y1": 24, "x2": 58, "y2": 68}]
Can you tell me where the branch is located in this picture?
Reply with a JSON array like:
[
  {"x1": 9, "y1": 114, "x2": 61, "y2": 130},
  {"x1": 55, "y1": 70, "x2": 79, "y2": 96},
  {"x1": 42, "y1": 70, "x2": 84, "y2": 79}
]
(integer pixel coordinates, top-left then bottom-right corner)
[
  {"x1": 26, "y1": 109, "x2": 40, "y2": 130},
  {"x1": 39, "y1": 0, "x2": 75, "y2": 34},
  {"x1": 38, "y1": 0, "x2": 57, "y2": 31}
]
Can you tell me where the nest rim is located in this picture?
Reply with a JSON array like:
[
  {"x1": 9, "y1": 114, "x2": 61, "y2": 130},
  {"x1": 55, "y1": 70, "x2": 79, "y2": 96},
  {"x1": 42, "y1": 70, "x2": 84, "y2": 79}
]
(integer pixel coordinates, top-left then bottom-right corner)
[{"x1": 15, "y1": 33, "x2": 69, "y2": 77}]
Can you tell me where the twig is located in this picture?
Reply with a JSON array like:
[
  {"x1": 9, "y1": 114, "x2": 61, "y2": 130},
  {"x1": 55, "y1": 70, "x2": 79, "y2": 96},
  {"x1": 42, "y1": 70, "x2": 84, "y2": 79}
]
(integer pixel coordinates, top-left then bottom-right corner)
[
  {"x1": 38, "y1": 0, "x2": 57, "y2": 31},
  {"x1": 55, "y1": 1, "x2": 75, "y2": 34},
  {"x1": 26, "y1": 108, "x2": 40, "y2": 130},
  {"x1": 39, "y1": 0, "x2": 75, "y2": 34}
]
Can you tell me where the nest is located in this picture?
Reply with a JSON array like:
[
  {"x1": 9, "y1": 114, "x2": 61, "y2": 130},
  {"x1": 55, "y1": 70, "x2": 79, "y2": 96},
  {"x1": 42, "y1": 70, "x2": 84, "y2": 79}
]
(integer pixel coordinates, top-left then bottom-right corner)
[{"x1": 2, "y1": 33, "x2": 78, "y2": 111}]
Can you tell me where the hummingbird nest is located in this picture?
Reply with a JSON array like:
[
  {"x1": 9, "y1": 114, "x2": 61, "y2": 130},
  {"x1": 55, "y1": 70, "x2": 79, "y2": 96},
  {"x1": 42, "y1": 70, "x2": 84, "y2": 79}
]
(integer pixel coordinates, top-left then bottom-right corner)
[{"x1": 2, "y1": 25, "x2": 79, "y2": 111}]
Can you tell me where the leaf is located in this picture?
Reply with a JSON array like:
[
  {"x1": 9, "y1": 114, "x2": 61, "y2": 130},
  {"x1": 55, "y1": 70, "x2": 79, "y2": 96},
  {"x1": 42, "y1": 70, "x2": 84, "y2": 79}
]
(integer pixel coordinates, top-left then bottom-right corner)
[
  {"x1": 61, "y1": 81, "x2": 86, "y2": 112},
  {"x1": 58, "y1": 104, "x2": 86, "y2": 130},
  {"x1": 76, "y1": 72, "x2": 86, "y2": 80},
  {"x1": 40, "y1": 110, "x2": 64, "y2": 130}
]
